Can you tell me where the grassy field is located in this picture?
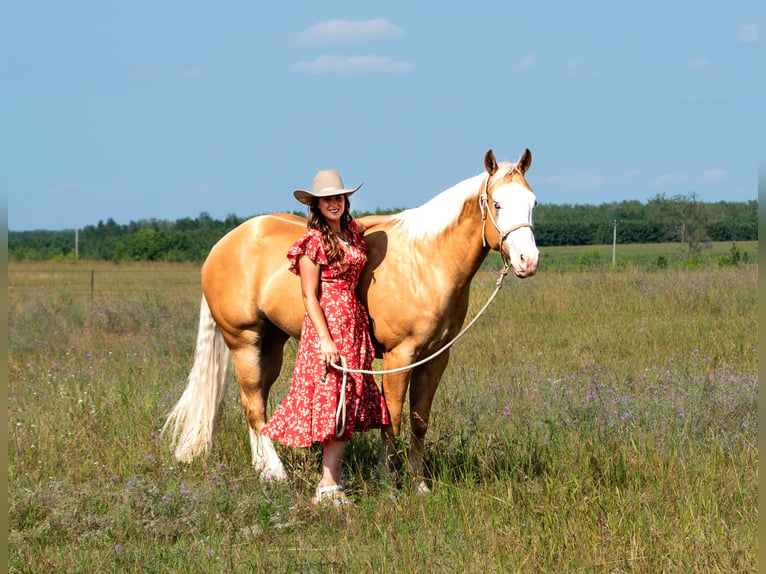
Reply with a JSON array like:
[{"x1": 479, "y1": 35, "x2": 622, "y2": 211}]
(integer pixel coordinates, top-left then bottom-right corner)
[{"x1": 8, "y1": 243, "x2": 757, "y2": 572}]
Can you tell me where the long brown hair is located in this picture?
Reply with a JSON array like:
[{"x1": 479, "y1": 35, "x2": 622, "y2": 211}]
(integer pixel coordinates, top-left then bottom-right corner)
[{"x1": 307, "y1": 196, "x2": 353, "y2": 266}]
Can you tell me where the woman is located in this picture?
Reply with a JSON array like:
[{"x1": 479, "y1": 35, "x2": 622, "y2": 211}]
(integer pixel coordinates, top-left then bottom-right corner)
[{"x1": 261, "y1": 168, "x2": 395, "y2": 505}]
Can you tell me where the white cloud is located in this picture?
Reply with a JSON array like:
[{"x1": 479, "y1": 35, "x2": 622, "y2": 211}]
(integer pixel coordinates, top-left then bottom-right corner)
[
  {"x1": 291, "y1": 55, "x2": 414, "y2": 75},
  {"x1": 688, "y1": 58, "x2": 714, "y2": 70},
  {"x1": 650, "y1": 169, "x2": 727, "y2": 190},
  {"x1": 49, "y1": 183, "x2": 83, "y2": 194},
  {"x1": 177, "y1": 182, "x2": 216, "y2": 196},
  {"x1": 564, "y1": 58, "x2": 585, "y2": 74},
  {"x1": 649, "y1": 173, "x2": 691, "y2": 190},
  {"x1": 735, "y1": 23, "x2": 758, "y2": 43},
  {"x1": 518, "y1": 53, "x2": 538, "y2": 68},
  {"x1": 701, "y1": 169, "x2": 726, "y2": 182},
  {"x1": 182, "y1": 68, "x2": 204, "y2": 79},
  {"x1": 617, "y1": 169, "x2": 641, "y2": 183},
  {"x1": 292, "y1": 19, "x2": 404, "y2": 49}
]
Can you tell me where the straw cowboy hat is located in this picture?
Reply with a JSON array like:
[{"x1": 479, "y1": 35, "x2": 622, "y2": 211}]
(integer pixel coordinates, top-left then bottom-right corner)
[{"x1": 293, "y1": 169, "x2": 363, "y2": 205}]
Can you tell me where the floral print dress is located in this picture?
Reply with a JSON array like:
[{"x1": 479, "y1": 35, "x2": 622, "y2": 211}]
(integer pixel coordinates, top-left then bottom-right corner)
[{"x1": 261, "y1": 220, "x2": 389, "y2": 447}]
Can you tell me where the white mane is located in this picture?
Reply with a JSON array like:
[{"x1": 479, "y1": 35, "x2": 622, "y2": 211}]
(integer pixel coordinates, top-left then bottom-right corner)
[{"x1": 392, "y1": 163, "x2": 515, "y2": 241}]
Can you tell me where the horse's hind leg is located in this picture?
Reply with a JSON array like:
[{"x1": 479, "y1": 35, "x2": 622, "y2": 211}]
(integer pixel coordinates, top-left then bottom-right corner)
[
  {"x1": 408, "y1": 352, "x2": 450, "y2": 495},
  {"x1": 229, "y1": 325, "x2": 289, "y2": 481}
]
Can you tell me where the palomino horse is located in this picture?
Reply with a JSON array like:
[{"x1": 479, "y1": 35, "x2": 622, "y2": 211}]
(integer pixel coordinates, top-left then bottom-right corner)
[{"x1": 163, "y1": 148, "x2": 539, "y2": 493}]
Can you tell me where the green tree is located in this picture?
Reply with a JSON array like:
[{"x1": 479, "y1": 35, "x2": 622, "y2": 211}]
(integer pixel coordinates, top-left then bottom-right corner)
[
  {"x1": 673, "y1": 194, "x2": 711, "y2": 258},
  {"x1": 127, "y1": 228, "x2": 170, "y2": 261}
]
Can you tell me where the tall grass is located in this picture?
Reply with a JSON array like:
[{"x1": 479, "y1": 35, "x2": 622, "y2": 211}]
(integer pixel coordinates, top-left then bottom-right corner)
[{"x1": 8, "y1": 253, "x2": 757, "y2": 573}]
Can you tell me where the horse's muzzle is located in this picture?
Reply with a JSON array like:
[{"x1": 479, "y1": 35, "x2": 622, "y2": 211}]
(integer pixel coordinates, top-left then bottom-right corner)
[{"x1": 513, "y1": 249, "x2": 539, "y2": 277}]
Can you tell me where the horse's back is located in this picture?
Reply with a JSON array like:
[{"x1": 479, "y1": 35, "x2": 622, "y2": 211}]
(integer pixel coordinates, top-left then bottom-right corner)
[{"x1": 202, "y1": 213, "x2": 307, "y2": 342}]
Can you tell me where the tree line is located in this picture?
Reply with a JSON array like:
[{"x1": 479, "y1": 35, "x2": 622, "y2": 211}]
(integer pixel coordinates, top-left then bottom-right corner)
[{"x1": 9, "y1": 194, "x2": 757, "y2": 262}]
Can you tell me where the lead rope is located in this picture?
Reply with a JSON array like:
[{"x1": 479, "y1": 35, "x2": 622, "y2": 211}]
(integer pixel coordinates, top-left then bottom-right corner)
[
  {"x1": 328, "y1": 175, "x2": 532, "y2": 434},
  {"x1": 321, "y1": 356, "x2": 349, "y2": 437},
  {"x1": 328, "y1": 261, "x2": 511, "y2": 386},
  {"x1": 334, "y1": 356, "x2": 348, "y2": 437}
]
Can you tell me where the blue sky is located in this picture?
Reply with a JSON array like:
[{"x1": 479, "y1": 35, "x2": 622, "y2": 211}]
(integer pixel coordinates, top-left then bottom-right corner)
[{"x1": 4, "y1": 1, "x2": 760, "y2": 231}]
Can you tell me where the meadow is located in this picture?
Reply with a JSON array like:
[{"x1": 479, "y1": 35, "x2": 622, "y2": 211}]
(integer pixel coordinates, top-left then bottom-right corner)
[{"x1": 8, "y1": 242, "x2": 758, "y2": 573}]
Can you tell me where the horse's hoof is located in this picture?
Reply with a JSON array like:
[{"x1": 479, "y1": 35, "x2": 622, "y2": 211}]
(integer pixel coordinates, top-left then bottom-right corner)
[
  {"x1": 257, "y1": 465, "x2": 287, "y2": 483},
  {"x1": 374, "y1": 465, "x2": 395, "y2": 483},
  {"x1": 414, "y1": 480, "x2": 431, "y2": 496}
]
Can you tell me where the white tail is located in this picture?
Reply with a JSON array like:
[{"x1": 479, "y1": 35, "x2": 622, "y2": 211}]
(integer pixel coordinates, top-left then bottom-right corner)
[{"x1": 162, "y1": 295, "x2": 230, "y2": 462}]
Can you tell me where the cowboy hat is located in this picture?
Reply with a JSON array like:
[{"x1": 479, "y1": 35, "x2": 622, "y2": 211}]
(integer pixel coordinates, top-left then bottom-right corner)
[{"x1": 293, "y1": 169, "x2": 363, "y2": 205}]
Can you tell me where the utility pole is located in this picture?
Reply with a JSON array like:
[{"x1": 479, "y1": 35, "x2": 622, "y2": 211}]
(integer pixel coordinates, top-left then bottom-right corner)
[
  {"x1": 75, "y1": 228, "x2": 79, "y2": 261},
  {"x1": 612, "y1": 220, "x2": 617, "y2": 266}
]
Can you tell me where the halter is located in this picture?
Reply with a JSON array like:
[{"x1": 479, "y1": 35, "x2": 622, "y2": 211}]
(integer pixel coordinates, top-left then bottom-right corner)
[{"x1": 478, "y1": 172, "x2": 534, "y2": 266}]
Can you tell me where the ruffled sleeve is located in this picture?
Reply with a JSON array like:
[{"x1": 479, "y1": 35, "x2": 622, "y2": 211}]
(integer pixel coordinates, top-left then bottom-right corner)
[{"x1": 287, "y1": 229, "x2": 328, "y2": 275}]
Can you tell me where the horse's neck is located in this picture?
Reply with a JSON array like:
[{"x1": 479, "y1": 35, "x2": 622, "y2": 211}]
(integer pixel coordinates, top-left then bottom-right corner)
[
  {"x1": 394, "y1": 193, "x2": 489, "y2": 287},
  {"x1": 440, "y1": 198, "x2": 490, "y2": 285}
]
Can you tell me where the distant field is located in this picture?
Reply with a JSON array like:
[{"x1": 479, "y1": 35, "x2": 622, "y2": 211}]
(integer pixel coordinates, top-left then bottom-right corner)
[
  {"x1": 538, "y1": 240, "x2": 758, "y2": 271},
  {"x1": 7, "y1": 251, "x2": 757, "y2": 572},
  {"x1": 475, "y1": 240, "x2": 757, "y2": 272},
  {"x1": 8, "y1": 240, "x2": 758, "y2": 283}
]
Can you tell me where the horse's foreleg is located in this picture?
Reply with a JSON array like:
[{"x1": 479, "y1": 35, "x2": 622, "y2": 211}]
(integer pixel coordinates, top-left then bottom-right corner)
[
  {"x1": 408, "y1": 352, "x2": 450, "y2": 495},
  {"x1": 230, "y1": 328, "x2": 289, "y2": 481},
  {"x1": 376, "y1": 349, "x2": 416, "y2": 479}
]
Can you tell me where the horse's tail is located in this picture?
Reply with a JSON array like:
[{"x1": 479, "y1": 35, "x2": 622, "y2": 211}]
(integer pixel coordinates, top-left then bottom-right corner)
[{"x1": 162, "y1": 294, "x2": 230, "y2": 462}]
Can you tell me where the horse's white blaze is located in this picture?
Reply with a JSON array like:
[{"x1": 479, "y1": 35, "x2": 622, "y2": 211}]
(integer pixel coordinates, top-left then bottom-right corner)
[{"x1": 492, "y1": 182, "x2": 539, "y2": 276}]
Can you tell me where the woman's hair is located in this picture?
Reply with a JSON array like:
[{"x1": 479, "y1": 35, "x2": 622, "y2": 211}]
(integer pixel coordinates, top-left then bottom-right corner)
[{"x1": 307, "y1": 196, "x2": 353, "y2": 265}]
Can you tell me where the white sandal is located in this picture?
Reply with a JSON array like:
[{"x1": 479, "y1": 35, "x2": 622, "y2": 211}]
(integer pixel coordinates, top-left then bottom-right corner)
[{"x1": 314, "y1": 484, "x2": 353, "y2": 506}]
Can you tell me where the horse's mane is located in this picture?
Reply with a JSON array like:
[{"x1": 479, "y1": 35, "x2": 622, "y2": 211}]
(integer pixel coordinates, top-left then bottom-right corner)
[{"x1": 393, "y1": 162, "x2": 515, "y2": 242}]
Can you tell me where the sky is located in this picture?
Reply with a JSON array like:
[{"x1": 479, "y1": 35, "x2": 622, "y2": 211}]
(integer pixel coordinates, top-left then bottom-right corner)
[{"x1": 4, "y1": 1, "x2": 761, "y2": 231}]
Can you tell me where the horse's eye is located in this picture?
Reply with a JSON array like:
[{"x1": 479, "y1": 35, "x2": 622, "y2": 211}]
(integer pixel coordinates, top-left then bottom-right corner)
[{"x1": 493, "y1": 201, "x2": 500, "y2": 210}]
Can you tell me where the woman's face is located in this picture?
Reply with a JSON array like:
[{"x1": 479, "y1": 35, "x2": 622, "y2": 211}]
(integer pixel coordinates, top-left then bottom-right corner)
[{"x1": 317, "y1": 194, "x2": 346, "y2": 226}]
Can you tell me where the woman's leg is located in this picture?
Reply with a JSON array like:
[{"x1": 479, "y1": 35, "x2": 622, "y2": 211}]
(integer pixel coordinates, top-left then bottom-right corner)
[{"x1": 319, "y1": 439, "x2": 348, "y2": 487}]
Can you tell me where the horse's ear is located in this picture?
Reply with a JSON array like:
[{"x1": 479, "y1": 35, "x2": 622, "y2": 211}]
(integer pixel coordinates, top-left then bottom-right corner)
[
  {"x1": 484, "y1": 149, "x2": 498, "y2": 176},
  {"x1": 518, "y1": 148, "x2": 532, "y2": 174}
]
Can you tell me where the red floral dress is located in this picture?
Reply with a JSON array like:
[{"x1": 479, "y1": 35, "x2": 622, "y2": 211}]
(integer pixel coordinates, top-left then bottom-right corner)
[{"x1": 261, "y1": 220, "x2": 389, "y2": 447}]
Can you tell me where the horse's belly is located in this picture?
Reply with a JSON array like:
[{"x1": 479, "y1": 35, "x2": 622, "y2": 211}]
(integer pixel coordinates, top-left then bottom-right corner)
[
  {"x1": 201, "y1": 214, "x2": 307, "y2": 340},
  {"x1": 259, "y1": 273, "x2": 304, "y2": 338}
]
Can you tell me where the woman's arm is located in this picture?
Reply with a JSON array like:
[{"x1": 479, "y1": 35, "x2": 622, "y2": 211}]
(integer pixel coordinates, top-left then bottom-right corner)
[
  {"x1": 298, "y1": 255, "x2": 339, "y2": 367},
  {"x1": 354, "y1": 213, "x2": 397, "y2": 233}
]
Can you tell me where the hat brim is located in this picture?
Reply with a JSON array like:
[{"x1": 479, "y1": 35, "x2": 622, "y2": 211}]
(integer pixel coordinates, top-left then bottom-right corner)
[{"x1": 293, "y1": 183, "x2": 363, "y2": 206}]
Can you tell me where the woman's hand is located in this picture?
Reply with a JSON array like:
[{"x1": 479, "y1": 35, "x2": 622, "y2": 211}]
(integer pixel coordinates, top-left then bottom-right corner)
[{"x1": 319, "y1": 336, "x2": 340, "y2": 368}]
